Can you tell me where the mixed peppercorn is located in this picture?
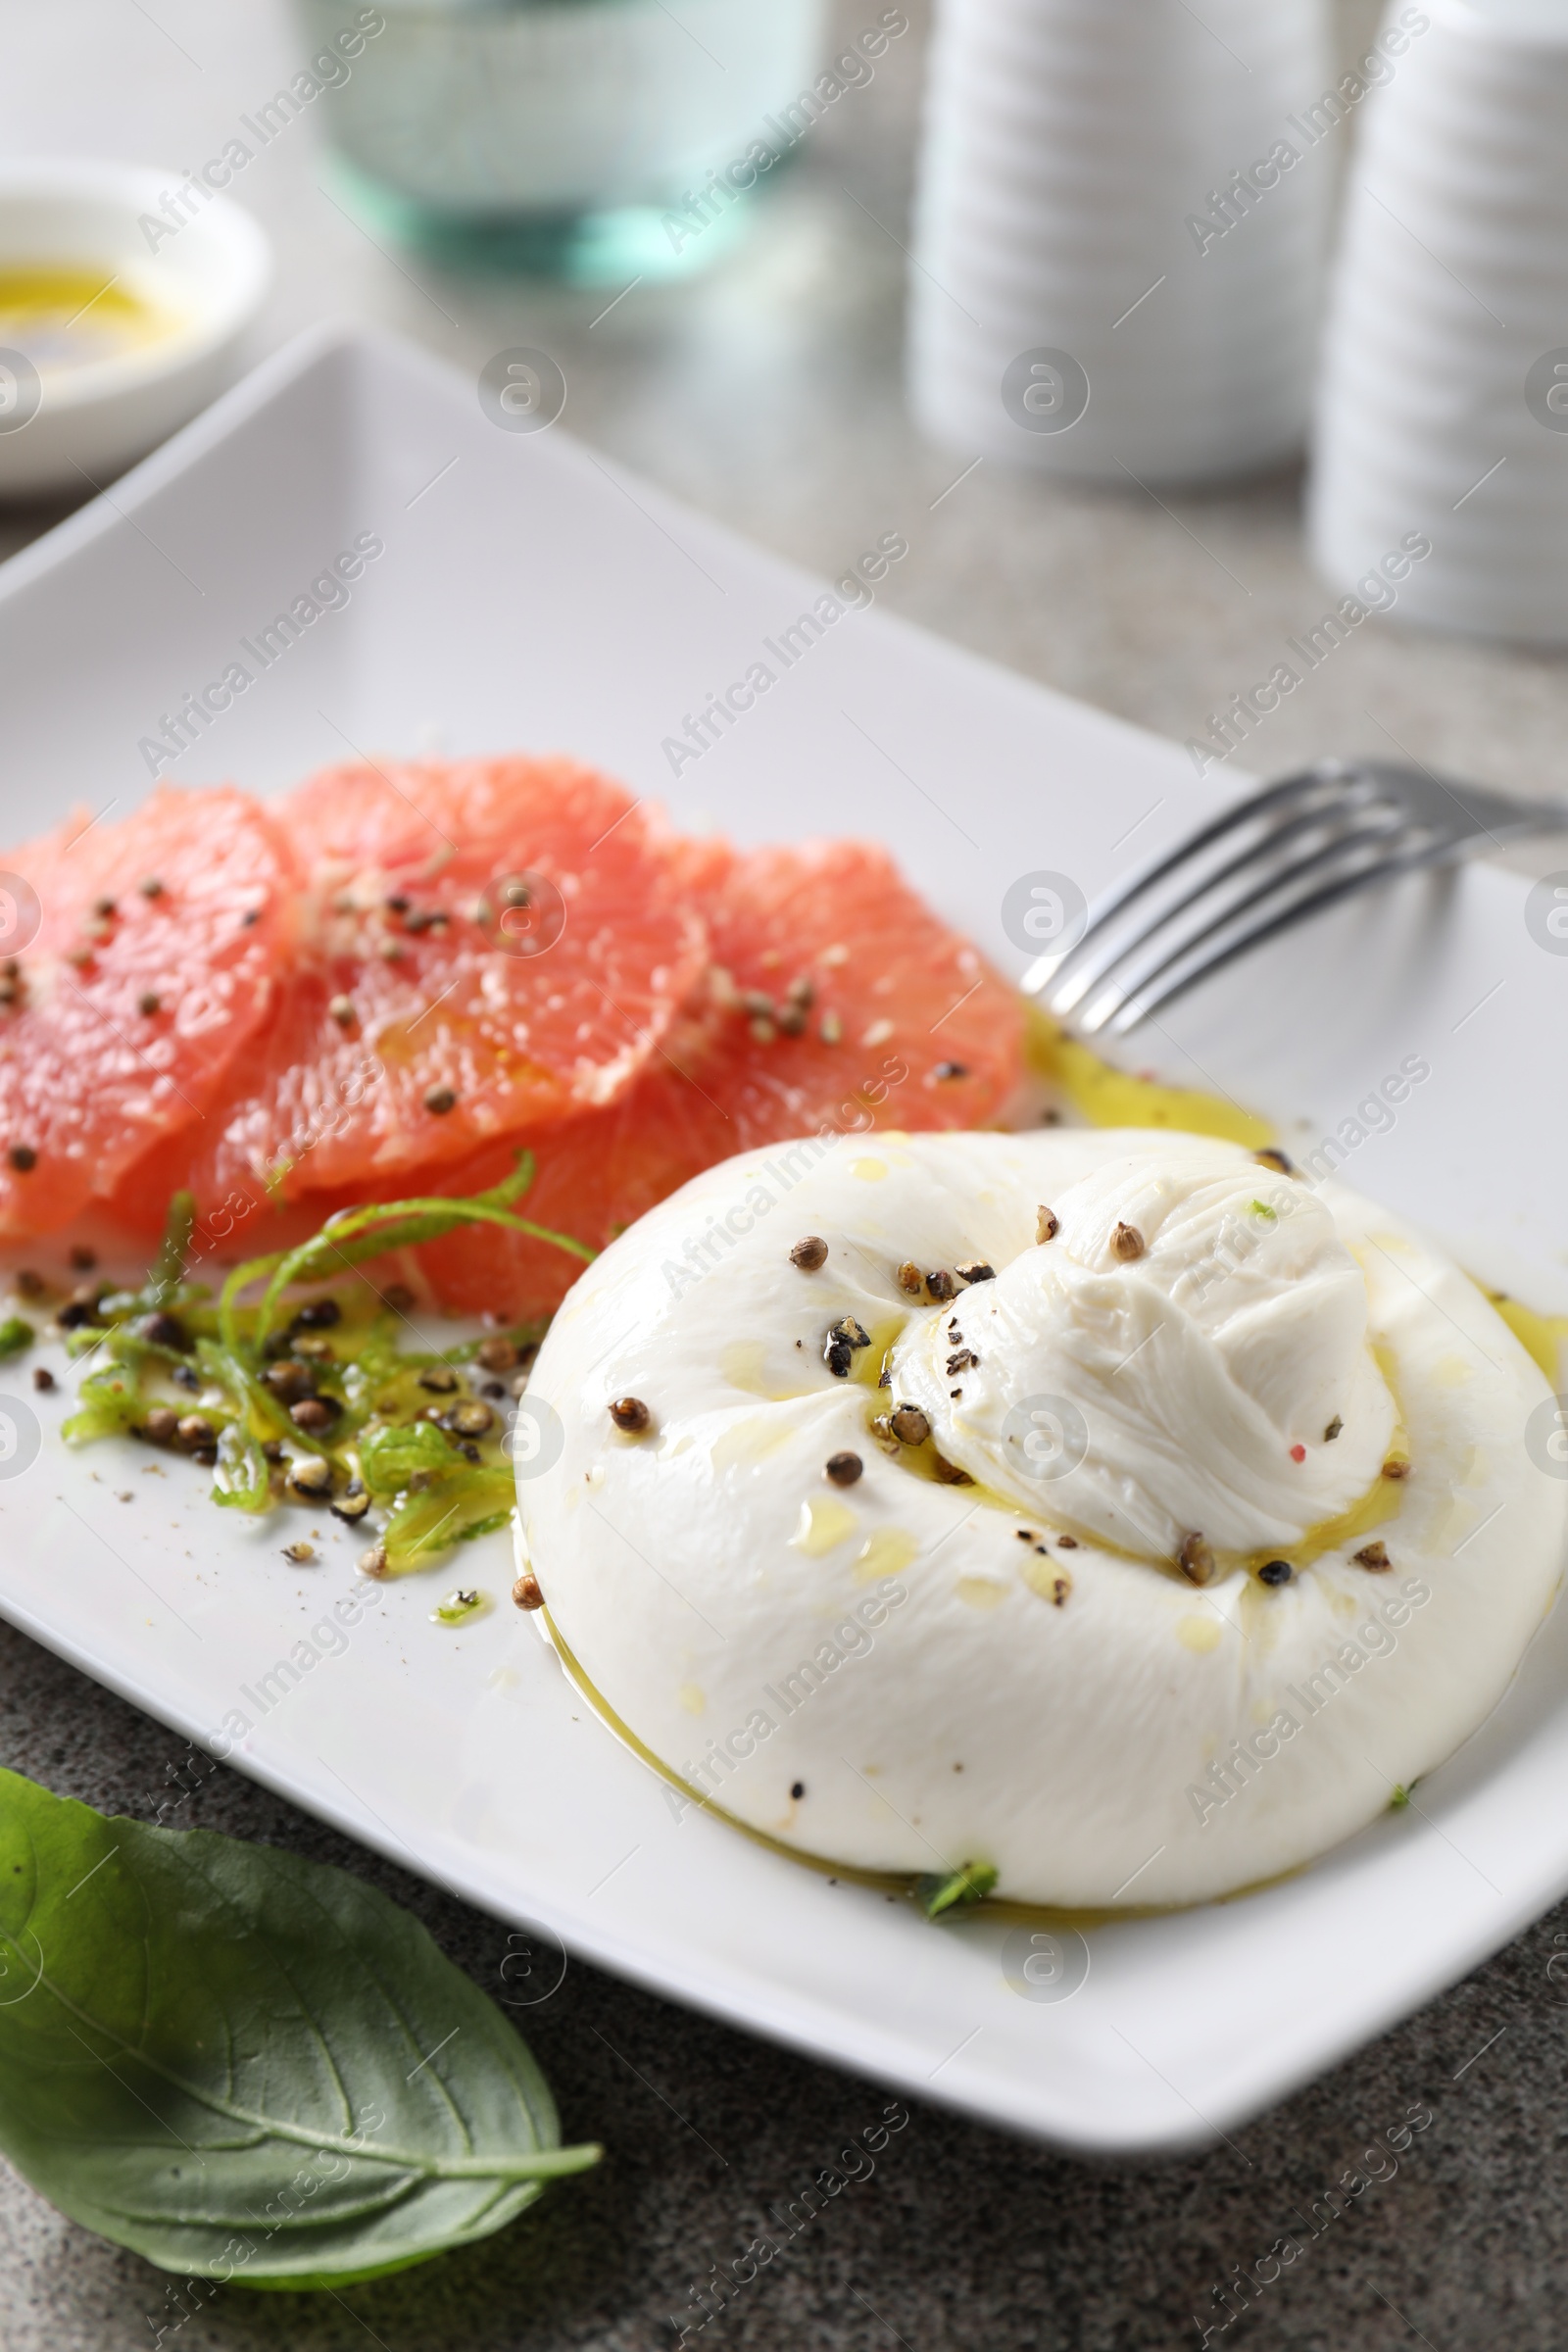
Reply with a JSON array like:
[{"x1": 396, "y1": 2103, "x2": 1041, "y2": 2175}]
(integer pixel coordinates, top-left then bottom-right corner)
[{"x1": 789, "y1": 1229, "x2": 1399, "y2": 1591}]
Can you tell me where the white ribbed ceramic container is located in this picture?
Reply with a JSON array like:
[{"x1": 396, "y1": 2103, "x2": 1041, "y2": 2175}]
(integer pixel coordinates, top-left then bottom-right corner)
[
  {"x1": 908, "y1": 0, "x2": 1333, "y2": 484},
  {"x1": 1310, "y1": 0, "x2": 1568, "y2": 645}
]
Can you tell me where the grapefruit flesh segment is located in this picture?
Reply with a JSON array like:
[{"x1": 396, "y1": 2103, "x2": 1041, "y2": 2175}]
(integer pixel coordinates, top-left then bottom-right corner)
[
  {"x1": 375, "y1": 1051, "x2": 733, "y2": 1323},
  {"x1": 109, "y1": 757, "x2": 708, "y2": 1230},
  {"x1": 411, "y1": 837, "x2": 1025, "y2": 1321},
  {"x1": 0, "y1": 786, "x2": 295, "y2": 1240},
  {"x1": 677, "y1": 835, "x2": 1025, "y2": 1145}
]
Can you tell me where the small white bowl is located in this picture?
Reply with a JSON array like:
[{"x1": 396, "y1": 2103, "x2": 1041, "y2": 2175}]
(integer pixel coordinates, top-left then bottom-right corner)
[{"x1": 0, "y1": 160, "x2": 271, "y2": 499}]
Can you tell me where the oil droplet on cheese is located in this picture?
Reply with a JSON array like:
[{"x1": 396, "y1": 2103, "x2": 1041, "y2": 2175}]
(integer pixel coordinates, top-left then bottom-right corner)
[
  {"x1": 1178, "y1": 1614, "x2": 1223, "y2": 1653},
  {"x1": 1430, "y1": 1479, "x2": 1497, "y2": 1558},
  {"x1": 854, "y1": 1314, "x2": 908, "y2": 1390},
  {"x1": 853, "y1": 1526, "x2": 918, "y2": 1583},
  {"x1": 1366, "y1": 1229, "x2": 1414, "y2": 1261},
  {"x1": 956, "y1": 1576, "x2": 1007, "y2": 1611},
  {"x1": 851, "y1": 1157, "x2": 888, "y2": 1182},
  {"x1": 678, "y1": 1683, "x2": 705, "y2": 1715},
  {"x1": 710, "y1": 1414, "x2": 795, "y2": 1473},
  {"x1": 0, "y1": 268, "x2": 186, "y2": 374},
  {"x1": 1020, "y1": 1556, "x2": 1069, "y2": 1604},
  {"x1": 791, "y1": 1495, "x2": 858, "y2": 1556},
  {"x1": 1487, "y1": 1289, "x2": 1568, "y2": 1383},
  {"x1": 719, "y1": 1339, "x2": 814, "y2": 1401},
  {"x1": 721, "y1": 1340, "x2": 767, "y2": 1393}
]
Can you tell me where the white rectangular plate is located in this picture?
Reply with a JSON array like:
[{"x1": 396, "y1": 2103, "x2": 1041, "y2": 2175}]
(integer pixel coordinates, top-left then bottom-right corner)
[{"x1": 1, "y1": 325, "x2": 1564, "y2": 2155}]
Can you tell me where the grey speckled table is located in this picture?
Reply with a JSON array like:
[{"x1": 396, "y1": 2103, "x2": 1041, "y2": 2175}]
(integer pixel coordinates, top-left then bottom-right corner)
[{"x1": 4, "y1": 2, "x2": 1568, "y2": 2346}]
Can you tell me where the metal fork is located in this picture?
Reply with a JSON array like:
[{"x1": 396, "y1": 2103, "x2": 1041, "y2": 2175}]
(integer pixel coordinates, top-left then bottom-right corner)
[{"x1": 1024, "y1": 757, "x2": 1568, "y2": 1039}]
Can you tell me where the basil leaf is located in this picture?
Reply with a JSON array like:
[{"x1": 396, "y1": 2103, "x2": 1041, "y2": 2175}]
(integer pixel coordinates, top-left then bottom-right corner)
[{"x1": 0, "y1": 1770, "x2": 599, "y2": 2287}]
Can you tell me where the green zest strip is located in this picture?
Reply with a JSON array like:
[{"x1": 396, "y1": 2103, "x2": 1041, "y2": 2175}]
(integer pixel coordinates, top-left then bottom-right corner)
[
  {"x1": 147, "y1": 1189, "x2": 196, "y2": 1306},
  {"x1": 918, "y1": 1862, "x2": 999, "y2": 1920},
  {"x1": 0, "y1": 1315, "x2": 33, "y2": 1360},
  {"x1": 64, "y1": 1152, "x2": 592, "y2": 1568},
  {"x1": 218, "y1": 1152, "x2": 592, "y2": 1354}
]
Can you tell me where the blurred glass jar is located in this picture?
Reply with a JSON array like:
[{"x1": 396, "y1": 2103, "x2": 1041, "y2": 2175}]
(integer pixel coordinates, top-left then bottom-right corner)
[{"x1": 296, "y1": 0, "x2": 829, "y2": 282}]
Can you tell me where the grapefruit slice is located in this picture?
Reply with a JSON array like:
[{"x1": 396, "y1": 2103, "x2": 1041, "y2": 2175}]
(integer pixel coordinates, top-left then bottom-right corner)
[
  {"x1": 377, "y1": 1050, "x2": 732, "y2": 1323},
  {"x1": 0, "y1": 786, "x2": 295, "y2": 1240},
  {"x1": 109, "y1": 756, "x2": 709, "y2": 1233},
  {"x1": 678, "y1": 835, "x2": 1025, "y2": 1143},
  {"x1": 410, "y1": 837, "x2": 1025, "y2": 1321}
]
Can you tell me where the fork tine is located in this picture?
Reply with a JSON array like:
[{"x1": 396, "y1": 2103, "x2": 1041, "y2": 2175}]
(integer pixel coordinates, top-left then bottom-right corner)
[
  {"x1": 1102, "y1": 834, "x2": 1453, "y2": 1036},
  {"x1": 1072, "y1": 801, "x2": 1410, "y2": 1034},
  {"x1": 1044, "y1": 789, "x2": 1350, "y2": 1019},
  {"x1": 1026, "y1": 760, "x2": 1362, "y2": 1004},
  {"x1": 1051, "y1": 793, "x2": 1401, "y2": 1024}
]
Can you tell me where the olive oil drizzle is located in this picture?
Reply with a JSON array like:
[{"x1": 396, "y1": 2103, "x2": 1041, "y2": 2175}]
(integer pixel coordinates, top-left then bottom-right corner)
[
  {"x1": 1027, "y1": 1006, "x2": 1273, "y2": 1147},
  {"x1": 539, "y1": 1600, "x2": 1314, "y2": 1931}
]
